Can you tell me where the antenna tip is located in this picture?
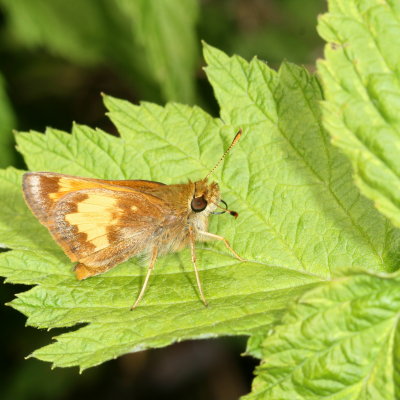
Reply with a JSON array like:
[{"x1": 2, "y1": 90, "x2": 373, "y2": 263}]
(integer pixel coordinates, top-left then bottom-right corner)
[
  {"x1": 229, "y1": 211, "x2": 239, "y2": 218},
  {"x1": 232, "y1": 128, "x2": 242, "y2": 145},
  {"x1": 204, "y1": 128, "x2": 243, "y2": 180}
]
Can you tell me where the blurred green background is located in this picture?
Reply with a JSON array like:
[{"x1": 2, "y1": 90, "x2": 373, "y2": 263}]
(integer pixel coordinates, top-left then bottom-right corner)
[{"x1": 0, "y1": 1, "x2": 325, "y2": 399}]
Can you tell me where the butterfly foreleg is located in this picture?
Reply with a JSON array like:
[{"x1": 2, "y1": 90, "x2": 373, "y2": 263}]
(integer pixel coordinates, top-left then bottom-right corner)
[{"x1": 197, "y1": 230, "x2": 244, "y2": 261}]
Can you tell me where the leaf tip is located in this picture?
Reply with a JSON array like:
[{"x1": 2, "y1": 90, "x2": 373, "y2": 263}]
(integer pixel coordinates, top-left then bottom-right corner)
[
  {"x1": 202, "y1": 41, "x2": 225, "y2": 65},
  {"x1": 201, "y1": 39, "x2": 209, "y2": 48}
]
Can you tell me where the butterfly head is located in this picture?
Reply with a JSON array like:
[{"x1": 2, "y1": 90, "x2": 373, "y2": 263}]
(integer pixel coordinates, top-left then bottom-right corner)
[
  {"x1": 190, "y1": 179, "x2": 220, "y2": 215},
  {"x1": 190, "y1": 129, "x2": 243, "y2": 219},
  {"x1": 190, "y1": 179, "x2": 238, "y2": 219}
]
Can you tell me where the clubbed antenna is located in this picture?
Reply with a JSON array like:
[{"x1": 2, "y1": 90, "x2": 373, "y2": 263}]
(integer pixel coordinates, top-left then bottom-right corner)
[{"x1": 204, "y1": 129, "x2": 242, "y2": 180}]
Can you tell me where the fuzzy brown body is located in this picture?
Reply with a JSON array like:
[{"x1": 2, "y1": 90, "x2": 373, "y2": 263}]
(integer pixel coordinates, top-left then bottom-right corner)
[{"x1": 22, "y1": 172, "x2": 220, "y2": 280}]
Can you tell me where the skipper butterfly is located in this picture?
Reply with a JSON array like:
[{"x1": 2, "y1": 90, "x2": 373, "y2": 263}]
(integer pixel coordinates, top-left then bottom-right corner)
[{"x1": 23, "y1": 129, "x2": 243, "y2": 309}]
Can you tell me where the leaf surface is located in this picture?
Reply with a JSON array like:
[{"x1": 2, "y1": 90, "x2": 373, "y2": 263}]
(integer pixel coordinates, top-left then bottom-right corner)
[
  {"x1": 0, "y1": 44, "x2": 398, "y2": 370},
  {"x1": 244, "y1": 270, "x2": 400, "y2": 400},
  {"x1": 317, "y1": 0, "x2": 400, "y2": 228}
]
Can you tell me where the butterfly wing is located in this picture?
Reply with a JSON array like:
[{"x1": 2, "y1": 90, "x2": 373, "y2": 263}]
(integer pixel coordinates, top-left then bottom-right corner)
[{"x1": 23, "y1": 172, "x2": 171, "y2": 279}]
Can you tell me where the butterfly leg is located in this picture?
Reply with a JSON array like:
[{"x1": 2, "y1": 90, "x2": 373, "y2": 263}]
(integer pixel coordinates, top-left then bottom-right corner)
[
  {"x1": 189, "y1": 226, "x2": 208, "y2": 307},
  {"x1": 198, "y1": 230, "x2": 244, "y2": 261},
  {"x1": 130, "y1": 247, "x2": 158, "y2": 310}
]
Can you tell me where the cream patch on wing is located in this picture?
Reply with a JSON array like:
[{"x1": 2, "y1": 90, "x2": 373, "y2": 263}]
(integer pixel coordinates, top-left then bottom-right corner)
[
  {"x1": 65, "y1": 195, "x2": 120, "y2": 249},
  {"x1": 75, "y1": 194, "x2": 117, "y2": 210},
  {"x1": 49, "y1": 177, "x2": 104, "y2": 200},
  {"x1": 48, "y1": 176, "x2": 136, "y2": 201}
]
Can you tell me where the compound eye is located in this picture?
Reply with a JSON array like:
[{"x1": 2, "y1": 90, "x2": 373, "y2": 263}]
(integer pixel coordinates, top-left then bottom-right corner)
[{"x1": 191, "y1": 196, "x2": 207, "y2": 212}]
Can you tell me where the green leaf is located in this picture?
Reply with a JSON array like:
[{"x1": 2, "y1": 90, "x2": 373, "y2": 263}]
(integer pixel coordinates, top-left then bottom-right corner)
[
  {"x1": 202, "y1": 43, "x2": 399, "y2": 274},
  {"x1": 0, "y1": 44, "x2": 398, "y2": 370},
  {"x1": 117, "y1": 0, "x2": 199, "y2": 103},
  {"x1": 244, "y1": 270, "x2": 400, "y2": 400},
  {"x1": 0, "y1": 73, "x2": 17, "y2": 167},
  {"x1": 317, "y1": 0, "x2": 400, "y2": 228}
]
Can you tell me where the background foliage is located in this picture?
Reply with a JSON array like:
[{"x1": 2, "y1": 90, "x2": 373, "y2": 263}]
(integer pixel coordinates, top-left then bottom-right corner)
[
  {"x1": 0, "y1": 2, "x2": 326, "y2": 398},
  {"x1": 2, "y1": 0, "x2": 398, "y2": 399}
]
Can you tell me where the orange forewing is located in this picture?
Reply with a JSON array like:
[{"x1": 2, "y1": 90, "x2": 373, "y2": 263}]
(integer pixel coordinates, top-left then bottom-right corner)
[{"x1": 23, "y1": 172, "x2": 169, "y2": 279}]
